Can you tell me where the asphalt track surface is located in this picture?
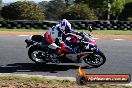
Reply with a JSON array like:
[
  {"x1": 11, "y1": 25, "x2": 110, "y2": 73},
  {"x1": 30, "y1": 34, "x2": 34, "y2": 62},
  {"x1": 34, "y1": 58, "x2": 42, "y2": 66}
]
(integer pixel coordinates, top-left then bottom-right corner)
[{"x1": 0, "y1": 35, "x2": 132, "y2": 80}]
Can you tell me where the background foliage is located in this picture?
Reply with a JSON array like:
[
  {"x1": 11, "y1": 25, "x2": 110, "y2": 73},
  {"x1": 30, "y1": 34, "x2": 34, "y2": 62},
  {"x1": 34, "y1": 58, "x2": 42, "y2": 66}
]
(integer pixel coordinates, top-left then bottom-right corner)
[
  {"x1": 39, "y1": 0, "x2": 66, "y2": 20},
  {"x1": 61, "y1": 3, "x2": 97, "y2": 20},
  {"x1": 74, "y1": 0, "x2": 108, "y2": 20},
  {"x1": 1, "y1": 1, "x2": 45, "y2": 21},
  {"x1": 0, "y1": 0, "x2": 132, "y2": 20}
]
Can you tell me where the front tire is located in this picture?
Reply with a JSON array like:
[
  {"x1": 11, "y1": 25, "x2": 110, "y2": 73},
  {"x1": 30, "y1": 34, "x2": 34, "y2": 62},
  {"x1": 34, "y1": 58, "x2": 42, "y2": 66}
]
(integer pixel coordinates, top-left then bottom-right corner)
[
  {"x1": 28, "y1": 46, "x2": 47, "y2": 64},
  {"x1": 84, "y1": 51, "x2": 106, "y2": 68}
]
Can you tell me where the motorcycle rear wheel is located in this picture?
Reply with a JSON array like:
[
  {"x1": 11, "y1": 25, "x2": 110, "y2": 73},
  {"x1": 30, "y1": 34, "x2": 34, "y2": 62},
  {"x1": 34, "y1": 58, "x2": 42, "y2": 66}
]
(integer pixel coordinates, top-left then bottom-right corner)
[
  {"x1": 83, "y1": 51, "x2": 106, "y2": 68},
  {"x1": 28, "y1": 46, "x2": 47, "y2": 64}
]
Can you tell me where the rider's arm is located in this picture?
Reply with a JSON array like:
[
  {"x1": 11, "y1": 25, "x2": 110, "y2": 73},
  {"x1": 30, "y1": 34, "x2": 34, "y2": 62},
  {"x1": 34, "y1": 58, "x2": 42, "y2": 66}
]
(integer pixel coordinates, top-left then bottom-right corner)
[
  {"x1": 70, "y1": 29, "x2": 80, "y2": 34},
  {"x1": 70, "y1": 25, "x2": 92, "y2": 35},
  {"x1": 70, "y1": 29, "x2": 85, "y2": 37}
]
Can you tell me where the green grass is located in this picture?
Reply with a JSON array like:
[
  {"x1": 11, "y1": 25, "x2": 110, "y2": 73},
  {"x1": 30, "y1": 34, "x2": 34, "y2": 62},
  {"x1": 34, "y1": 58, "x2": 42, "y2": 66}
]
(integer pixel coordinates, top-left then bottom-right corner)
[
  {"x1": 0, "y1": 76, "x2": 72, "y2": 84},
  {"x1": 0, "y1": 76, "x2": 45, "y2": 83},
  {"x1": 0, "y1": 28, "x2": 132, "y2": 35},
  {"x1": 0, "y1": 28, "x2": 46, "y2": 32},
  {"x1": 0, "y1": 76, "x2": 128, "y2": 88},
  {"x1": 79, "y1": 30, "x2": 132, "y2": 35}
]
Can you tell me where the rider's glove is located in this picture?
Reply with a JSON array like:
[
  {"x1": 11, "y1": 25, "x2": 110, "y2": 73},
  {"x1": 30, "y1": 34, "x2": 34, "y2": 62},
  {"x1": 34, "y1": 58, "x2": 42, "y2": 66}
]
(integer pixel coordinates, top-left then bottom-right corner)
[
  {"x1": 75, "y1": 32, "x2": 80, "y2": 35},
  {"x1": 88, "y1": 34, "x2": 92, "y2": 37}
]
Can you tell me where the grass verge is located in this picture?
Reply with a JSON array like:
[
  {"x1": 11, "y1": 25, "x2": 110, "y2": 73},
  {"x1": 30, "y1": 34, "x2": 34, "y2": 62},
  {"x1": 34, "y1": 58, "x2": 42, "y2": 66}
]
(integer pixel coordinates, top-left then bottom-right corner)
[
  {"x1": 0, "y1": 28, "x2": 46, "y2": 32},
  {"x1": 0, "y1": 28, "x2": 132, "y2": 35},
  {"x1": 0, "y1": 28, "x2": 132, "y2": 40},
  {"x1": 0, "y1": 75, "x2": 129, "y2": 88},
  {"x1": 79, "y1": 30, "x2": 132, "y2": 35}
]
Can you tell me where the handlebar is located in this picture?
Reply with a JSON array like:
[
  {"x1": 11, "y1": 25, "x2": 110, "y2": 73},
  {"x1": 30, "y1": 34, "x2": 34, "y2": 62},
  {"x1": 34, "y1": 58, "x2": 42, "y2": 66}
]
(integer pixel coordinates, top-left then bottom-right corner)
[{"x1": 77, "y1": 32, "x2": 88, "y2": 37}]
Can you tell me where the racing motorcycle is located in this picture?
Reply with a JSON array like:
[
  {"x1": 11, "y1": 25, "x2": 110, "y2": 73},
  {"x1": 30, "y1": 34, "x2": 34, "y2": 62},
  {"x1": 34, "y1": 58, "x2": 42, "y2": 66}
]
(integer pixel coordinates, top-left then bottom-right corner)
[{"x1": 25, "y1": 29, "x2": 106, "y2": 68}]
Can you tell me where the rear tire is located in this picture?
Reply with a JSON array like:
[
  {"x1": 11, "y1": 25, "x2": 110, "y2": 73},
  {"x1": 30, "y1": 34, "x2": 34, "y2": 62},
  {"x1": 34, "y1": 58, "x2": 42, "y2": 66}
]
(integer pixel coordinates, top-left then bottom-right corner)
[{"x1": 28, "y1": 46, "x2": 47, "y2": 64}]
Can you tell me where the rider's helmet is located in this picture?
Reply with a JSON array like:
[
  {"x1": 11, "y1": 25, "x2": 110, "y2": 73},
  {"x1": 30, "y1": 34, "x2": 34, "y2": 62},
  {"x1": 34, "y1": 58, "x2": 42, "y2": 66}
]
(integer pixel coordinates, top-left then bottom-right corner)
[{"x1": 59, "y1": 19, "x2": 71, "y2": 33}]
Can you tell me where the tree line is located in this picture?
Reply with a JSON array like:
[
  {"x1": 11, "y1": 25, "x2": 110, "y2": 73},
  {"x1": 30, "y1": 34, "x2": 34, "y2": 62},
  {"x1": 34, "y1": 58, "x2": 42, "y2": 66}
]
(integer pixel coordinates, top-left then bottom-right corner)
[{"x1": 0, "y1": 0, "x2": 132, "y2": 21}]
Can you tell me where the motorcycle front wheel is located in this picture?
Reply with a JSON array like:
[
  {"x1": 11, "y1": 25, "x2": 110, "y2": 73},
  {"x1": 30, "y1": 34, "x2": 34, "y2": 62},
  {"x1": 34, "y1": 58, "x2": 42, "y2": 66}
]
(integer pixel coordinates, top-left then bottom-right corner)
[
  {"x1": 83, "y1": 51, "x2": 106, "y2": 68},
  {"x1": 28, "y1": 45, "x2": 47, "y2": 64}
]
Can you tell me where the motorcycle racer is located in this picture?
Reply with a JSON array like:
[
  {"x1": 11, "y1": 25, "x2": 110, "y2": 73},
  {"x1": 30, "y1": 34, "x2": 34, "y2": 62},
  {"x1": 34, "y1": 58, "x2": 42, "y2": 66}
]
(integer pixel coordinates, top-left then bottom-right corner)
[
  {"x1": 43, "y1": 19, "x2": 77, "y2": 56},
  {"x1": 43, "y1": 19, "x2": 93, "y2": 64}
]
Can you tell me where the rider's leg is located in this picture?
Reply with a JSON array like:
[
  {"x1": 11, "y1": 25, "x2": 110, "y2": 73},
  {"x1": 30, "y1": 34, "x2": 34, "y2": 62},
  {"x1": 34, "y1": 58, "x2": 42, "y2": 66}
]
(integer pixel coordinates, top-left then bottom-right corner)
[
  {"x1": 48, "y1": 43, "x2": 62, "y2": 55},
  {"x1": 61, "y1": 43, "x2": 75, "y2": 53}
]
